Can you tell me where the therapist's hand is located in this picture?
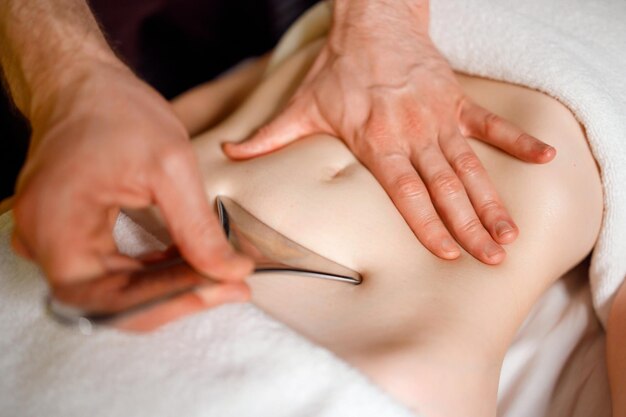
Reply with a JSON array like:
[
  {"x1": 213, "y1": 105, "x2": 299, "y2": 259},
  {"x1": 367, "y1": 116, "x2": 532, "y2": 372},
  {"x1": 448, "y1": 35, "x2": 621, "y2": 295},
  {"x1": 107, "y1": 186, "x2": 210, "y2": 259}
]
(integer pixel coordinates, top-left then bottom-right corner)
[
  {"x1": 11, "y1": 63, "x2": 253, "y2": 319},
  {"x1": 224, "y1": 0, "x2": 556, "y2": 265}
]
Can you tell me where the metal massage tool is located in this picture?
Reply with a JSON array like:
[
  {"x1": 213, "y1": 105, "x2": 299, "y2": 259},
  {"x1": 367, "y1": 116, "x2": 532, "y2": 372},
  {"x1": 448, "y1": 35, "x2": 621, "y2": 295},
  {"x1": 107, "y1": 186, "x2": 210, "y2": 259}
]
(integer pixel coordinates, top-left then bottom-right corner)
[{"x1": 46, "y1": 196, "x2": 362, "y2": 330}]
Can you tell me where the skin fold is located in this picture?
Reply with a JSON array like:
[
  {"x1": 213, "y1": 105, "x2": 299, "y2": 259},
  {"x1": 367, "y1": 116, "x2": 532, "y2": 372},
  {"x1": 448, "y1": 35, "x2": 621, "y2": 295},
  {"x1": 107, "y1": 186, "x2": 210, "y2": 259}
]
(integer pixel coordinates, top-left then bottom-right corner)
[{"x1": 128, "y1": 40, "x2": 607, "y2": 417}]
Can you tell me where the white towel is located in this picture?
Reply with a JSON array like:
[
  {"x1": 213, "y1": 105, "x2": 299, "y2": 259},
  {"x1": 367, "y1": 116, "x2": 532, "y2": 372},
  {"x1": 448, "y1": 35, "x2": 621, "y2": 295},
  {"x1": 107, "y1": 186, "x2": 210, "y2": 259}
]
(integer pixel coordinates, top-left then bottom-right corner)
[
  {"x1": 0, "y1": 211, "x2": 415, "y2": 417},
  {"x1": 0, "y1": 209, "x2": 612, "y2": 417}
]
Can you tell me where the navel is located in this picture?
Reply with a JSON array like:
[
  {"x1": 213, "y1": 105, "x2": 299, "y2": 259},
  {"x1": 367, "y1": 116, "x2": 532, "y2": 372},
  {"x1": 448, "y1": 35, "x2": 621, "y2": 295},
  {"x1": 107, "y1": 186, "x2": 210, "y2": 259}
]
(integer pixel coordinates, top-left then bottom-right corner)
[{"x1": 322, "y1": 162, "x2": 360, "y2": 182}]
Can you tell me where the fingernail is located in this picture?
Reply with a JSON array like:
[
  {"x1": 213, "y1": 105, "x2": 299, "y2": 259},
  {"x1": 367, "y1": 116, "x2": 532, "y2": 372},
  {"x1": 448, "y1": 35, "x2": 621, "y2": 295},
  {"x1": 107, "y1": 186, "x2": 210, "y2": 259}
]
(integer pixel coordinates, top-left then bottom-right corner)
[
  {"x1": 542, "y1": 145, "x2": 556, "y2": 156},
  {"x1": 484, "y1": 242, "x2": 503, "y2": 259},
  {"x1": 441, "y1": 238, "x2": 460, "y2": 255},
  {"x1": 534, "y1": 143, "x2": 556, "y2": 160},
  {"x1": 495, "y1": 221, "x2": 514, "y2": 238}
]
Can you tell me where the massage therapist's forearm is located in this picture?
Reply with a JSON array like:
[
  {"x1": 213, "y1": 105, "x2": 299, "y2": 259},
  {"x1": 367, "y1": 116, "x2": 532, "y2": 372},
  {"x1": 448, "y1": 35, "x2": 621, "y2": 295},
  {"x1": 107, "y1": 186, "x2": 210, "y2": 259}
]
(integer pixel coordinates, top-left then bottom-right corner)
[{"x1": 0, "y1": 0, "x2": 125, "y2": 123}]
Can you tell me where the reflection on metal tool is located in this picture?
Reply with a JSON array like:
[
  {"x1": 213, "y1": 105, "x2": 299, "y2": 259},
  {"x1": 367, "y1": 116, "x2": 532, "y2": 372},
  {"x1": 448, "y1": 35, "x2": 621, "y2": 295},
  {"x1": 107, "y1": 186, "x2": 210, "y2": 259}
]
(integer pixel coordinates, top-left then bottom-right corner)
[
  {"x1": 46, "y1": 196, "x2": 362, "y2": 330},
  {"x1": 216, "y1": 196, "x2": 361, "y2": 284}
]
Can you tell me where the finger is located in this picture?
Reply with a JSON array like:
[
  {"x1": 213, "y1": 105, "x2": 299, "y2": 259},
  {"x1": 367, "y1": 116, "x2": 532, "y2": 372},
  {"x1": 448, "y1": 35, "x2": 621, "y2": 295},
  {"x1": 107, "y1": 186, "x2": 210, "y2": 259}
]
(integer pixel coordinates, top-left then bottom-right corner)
[
  {"x1": 153, "y1": 147, "x2": 254, "y2": 281},
  {"x1": 137, "y1": 245, "x2": 181, "y2": 264},
  {"x1": 222, "y1": 103, "x2": 311, "y2": 160},
  {"x1": 11, "y1": 230, "x2": 33, "y2": 260},
  {"x1": 441, "y1": 135, "x2": 518, "y2": 245},
  {"x1": 459, "y1": 100, "x2": 556, "y2": 163},
  {"x1": 413, "y1": 144, "x2": 505, "y2": 264},
  {"x1": 12, "y1": 181, "x2": 119, "y2": 283},
  {"x1": 361, "y1": 150, "x2": 461, "y2": 259},
  {"x1": 114, "y1": 282, "x2": 250, "y2": 332},
  {"x1": 51, "y1": 259, "x2": 206, "y2": 314}
]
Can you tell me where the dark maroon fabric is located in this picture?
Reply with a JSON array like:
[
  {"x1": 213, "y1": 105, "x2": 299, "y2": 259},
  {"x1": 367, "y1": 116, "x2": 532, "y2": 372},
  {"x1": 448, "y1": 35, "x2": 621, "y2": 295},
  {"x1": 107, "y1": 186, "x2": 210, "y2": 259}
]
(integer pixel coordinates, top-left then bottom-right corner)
[
  {"x1": 0, "y1": 87, "x2": 30, "y2": 200},
  {"x1": 0, "y1": 0, "x2": 317, "y2": 200},
  {"x1": 89, "y1": 0, "x2": 277, "y2": 99}
]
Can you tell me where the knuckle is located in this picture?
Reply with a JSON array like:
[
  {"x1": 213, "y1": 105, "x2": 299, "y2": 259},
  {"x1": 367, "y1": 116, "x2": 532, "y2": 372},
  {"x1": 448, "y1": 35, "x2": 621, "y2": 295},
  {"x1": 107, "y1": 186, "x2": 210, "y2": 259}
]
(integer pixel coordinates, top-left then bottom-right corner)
[
  {"x1": 360, "y1": 142, "x2": 403, "y2": 170},
  {"x1": 430, "y1": 171, "x2": 463, "y2": 197},
  {"x1": 158, "y1": 144, "x2": 194, "y2": 175},
  {"x1": 413, "y1": 142, "x2": 436, "y2": 156},
  {"x1": 477, "y1": 199, "x2": 502, "y2": 218},
  {"x1": 453, "y1": 151, "x2": 484, "y2": 177},
  {"x1": 401, "y1": 108, "x2": 426, "y2": 134},
  {"x1": 483, "y1": 112, "x2": 503, "y2": 136},
  {"x1": 419, "y1": 214, "x2": 444, "y2": 232},
  {"x1": 362, "y1": 112, "x2": 395, "y2": 148},
  {"x1": 458, "y1": 100, "x2": 478, "y2": 136},
  {"x1": 458, "y1": 97, "x2": 473, "y2": 117},
  {"x1": 458, "y1": 217, "x2": 484, "y2": 235},
  {"x1": 393, "y1": 174, "x2": 427, "y2": 200},
  {"x1": 185, "y1": 215, "x2": 222, "y2": 243},
  {"x1": 361, "y1": 130, "x2": 392, "y2": 157},
  {"x1": 513, "y1": 133, "x2": 529, "y2": 148}
]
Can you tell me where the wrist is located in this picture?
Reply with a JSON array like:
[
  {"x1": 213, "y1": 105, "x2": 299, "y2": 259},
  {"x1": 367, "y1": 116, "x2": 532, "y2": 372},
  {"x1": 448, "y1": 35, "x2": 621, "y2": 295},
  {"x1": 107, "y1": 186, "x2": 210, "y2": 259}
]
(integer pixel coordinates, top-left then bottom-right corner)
[
  {"x1": 326, "y1": 0, "x2": 435, "y2": 84},
  {"x1": 331, "y1": 0, "x2": 430, "y2": 36},
  {"x1": 28, "y1": 54, "x2": 132, "y2": 131},
  {"x1": 29, "y1": 46, "x2": 128, "y2": 120}
]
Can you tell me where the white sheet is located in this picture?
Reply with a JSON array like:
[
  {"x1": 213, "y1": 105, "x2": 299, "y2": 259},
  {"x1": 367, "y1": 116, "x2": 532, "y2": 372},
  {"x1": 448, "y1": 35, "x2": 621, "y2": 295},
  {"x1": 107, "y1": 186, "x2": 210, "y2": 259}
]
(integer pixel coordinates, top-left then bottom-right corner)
[{"x1": 498, "y1": 263, "x2": 610, "y2": 417}]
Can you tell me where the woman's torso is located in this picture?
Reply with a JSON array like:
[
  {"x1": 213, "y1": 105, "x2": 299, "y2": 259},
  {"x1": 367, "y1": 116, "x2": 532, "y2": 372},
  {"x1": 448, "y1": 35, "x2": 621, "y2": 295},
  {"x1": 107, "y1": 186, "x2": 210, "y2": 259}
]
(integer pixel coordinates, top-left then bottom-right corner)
[{"x1": 139, "y1": 40, "x2": 603, "y2": 416}]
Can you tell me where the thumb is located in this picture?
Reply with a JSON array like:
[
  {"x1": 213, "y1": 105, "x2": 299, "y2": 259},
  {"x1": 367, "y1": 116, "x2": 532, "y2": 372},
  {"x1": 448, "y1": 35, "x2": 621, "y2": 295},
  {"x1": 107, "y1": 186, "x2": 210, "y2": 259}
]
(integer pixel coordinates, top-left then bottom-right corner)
[
  {"x1": 153, "y1": 148, "x2": 254, "y2": 281},
  {"x1": 222, "y1": 104, "x2": 311, "y2": 160}
]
